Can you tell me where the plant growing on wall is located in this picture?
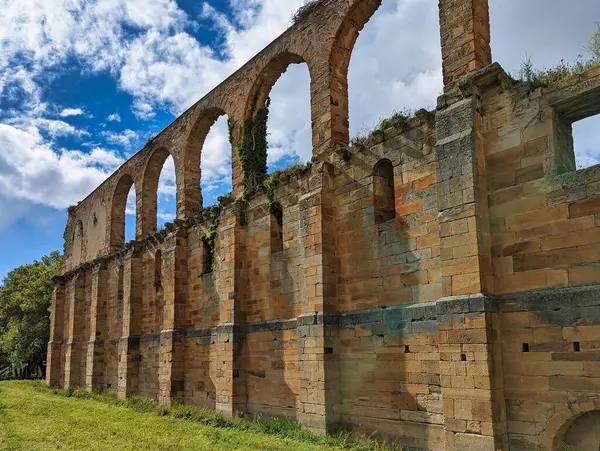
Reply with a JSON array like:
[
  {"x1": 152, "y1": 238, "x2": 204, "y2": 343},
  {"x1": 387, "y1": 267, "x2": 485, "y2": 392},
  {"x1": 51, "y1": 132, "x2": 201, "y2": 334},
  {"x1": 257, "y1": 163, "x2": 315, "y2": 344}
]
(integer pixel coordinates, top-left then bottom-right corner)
[
  {"x1": 351, "y1": 109, "x2": 413, "y2": 147},
  {"x1": 200, "y1": 208, "x2": 221, "y2": 274},
  {"x1": 291, "y1": 0, "x2": 323, "y2": 24},
  {"x1": 517, "y1": 24, "x2": 600, "y2": 92},
  {"x1": 238, "y1": 97, "x2": 270, "y2": 199},
  {"x1": 587, "y1": 22, "x2": 600, "y2": 61},
  {"x1": 227, "y1": 118, "x2": 235, "y2": 145},
  {"x1": 263, "y1": 162, "x2": 312, "y2": 224}
]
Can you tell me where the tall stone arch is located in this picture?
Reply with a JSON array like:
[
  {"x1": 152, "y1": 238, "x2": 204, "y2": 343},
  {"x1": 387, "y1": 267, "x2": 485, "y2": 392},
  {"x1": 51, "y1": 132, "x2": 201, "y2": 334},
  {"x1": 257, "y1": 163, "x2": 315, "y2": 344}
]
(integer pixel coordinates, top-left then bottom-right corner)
[
  {"x1": 140, "y1": 147, "x2": 179, "y2": 237},
  {"x1": 241, "y1": 51, "x2": 314, "y2": 190},
  {"x1": 109, "y1": 173, "x2": 138, "y2": 250},
  {"x1": 182, "y1": 107, "x2": 232, "y2": 209}
]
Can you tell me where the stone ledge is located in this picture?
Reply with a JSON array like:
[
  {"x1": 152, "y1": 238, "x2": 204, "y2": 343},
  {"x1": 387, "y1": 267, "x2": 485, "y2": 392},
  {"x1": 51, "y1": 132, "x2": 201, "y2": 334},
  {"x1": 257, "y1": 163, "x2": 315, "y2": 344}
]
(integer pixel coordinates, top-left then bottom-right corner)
[{"x1": 498, "y1": 285, "x2": 600, "y2": 312}]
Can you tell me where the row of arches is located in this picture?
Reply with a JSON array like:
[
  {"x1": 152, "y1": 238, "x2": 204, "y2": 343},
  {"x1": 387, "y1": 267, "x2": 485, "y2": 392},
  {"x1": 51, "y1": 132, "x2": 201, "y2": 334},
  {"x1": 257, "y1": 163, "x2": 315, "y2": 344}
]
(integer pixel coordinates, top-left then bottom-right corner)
[{"x1": 68, "y1": 0, "x2": 442, "y2": 256}]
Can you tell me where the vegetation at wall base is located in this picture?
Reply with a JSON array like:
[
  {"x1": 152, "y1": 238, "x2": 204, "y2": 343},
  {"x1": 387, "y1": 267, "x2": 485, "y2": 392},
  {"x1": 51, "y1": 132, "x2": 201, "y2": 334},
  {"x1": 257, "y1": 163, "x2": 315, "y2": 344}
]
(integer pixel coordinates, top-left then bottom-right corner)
[{"x1": 0, "y1": 380, "x2": 397, "y2": 451}]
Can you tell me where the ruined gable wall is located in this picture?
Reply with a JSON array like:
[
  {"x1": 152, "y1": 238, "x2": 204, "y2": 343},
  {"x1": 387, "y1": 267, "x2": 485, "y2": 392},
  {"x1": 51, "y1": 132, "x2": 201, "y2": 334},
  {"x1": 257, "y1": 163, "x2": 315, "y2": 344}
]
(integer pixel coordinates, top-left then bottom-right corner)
[
  {"x1": 47, "y1": 0, "x2": 600, "y2": 448},
  {"x1": 480, "y1": 65, "x2": 600, "y2": 450}
]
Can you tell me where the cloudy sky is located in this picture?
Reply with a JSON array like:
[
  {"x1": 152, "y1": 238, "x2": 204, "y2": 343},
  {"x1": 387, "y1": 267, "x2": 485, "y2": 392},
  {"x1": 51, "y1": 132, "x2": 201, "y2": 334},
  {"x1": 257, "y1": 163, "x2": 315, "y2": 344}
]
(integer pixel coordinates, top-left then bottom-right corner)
[{"x1": 0, "y1": 0, "x2": 599, "y2": 279}]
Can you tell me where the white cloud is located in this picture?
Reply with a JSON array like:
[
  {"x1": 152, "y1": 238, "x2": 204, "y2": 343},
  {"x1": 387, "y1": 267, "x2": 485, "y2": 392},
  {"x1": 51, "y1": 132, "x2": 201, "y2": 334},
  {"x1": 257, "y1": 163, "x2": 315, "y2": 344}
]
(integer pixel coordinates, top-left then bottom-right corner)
[
  {"x1": 200, "y1": 116, "x2": 232, "y2": 187},
  {"x1": 59, "y1": 108, "x2": 85, "y2": 117},
  {"x1": 100, "y1": 129, "x2": 140, "y2": 149},
  {"x1": 158, "y1": 212, "x2": 175, "y2": 222},
  {"x1": 1, "y1": 0, "x2": 600, "y2": 219},
  {"x1": 0, "y1": 123, "x2": 123, "y2": 209},
  {"x1": 158, "y1": 155, "x2": 177, "y2": 199},
  {"x1": 0, "y1": 0, "x2": 188, "y2": 117},
  {"x1": 119, "y1": 30, "x2": 227, "y2": 118},
  {"x1": 7, "y1": 117, "x2": 89, "y2": 138}
]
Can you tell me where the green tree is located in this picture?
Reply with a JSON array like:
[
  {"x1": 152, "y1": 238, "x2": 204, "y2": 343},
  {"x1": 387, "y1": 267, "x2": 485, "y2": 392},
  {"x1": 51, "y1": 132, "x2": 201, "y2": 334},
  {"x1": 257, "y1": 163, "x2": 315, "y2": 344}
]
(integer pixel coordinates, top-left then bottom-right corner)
[
  {"x1": 587, "y1": 22, "x2": 600, "y2": 61},
  {"x1": 0, "y1": 251, "x2": 62, "y2": 379}
]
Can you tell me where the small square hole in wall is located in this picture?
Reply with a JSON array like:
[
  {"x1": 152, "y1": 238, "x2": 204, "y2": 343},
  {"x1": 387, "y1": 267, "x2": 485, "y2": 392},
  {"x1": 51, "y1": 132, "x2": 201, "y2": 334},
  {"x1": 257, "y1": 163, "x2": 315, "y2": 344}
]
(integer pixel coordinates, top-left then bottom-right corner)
[
  {"x1": 572, "y1": 115, "x2": 600, "y2": 170},
  {"x1": 404, "y1": 345, "x2": 410, "y2": 354},
  {"x1": 460, "y1": 353, "x2": 467, "y2": 361},
  {"x1": 574, "y1": 342, "x2": 581, "y2": 352},
  {"x1": 522, "y1": 343, "x2": 530, "y2": 353}
]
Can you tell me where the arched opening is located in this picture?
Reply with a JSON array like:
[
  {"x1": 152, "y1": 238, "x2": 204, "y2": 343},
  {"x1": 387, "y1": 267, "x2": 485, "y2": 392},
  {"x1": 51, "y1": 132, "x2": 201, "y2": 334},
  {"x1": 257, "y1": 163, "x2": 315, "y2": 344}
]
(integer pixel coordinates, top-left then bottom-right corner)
[
  {"x1": 266, "y1": 63, "x2": 312, "y2": 172},
  {"x1": 184, "y1": 108, "x2": 233, "y2": 209},
  {"x1": 153, "y1": 249, "x2": 164, "y2": 334},
  {"x1": 110, "y1": 173, "x2": 137, "y2": 248},
  {"x1": 201, "y1": 235, "x2": 214, "y2": 275},
  {"x1": 117, "y1": 264, "x2": 124, "y2": 303},
  {"x1": 141, "y1": 148, "x2": 178, "y2": 237},
  {"x1": 157, "y1": 156, "x2": 177, "y2": 231},
  {"x1": 242, "y1": 52, "x2": 312, "y2": 190},
  {"x1": 270, "y1": 204, "x2": 283, "y2": 254},
  {"x1": 154, "y1": 249, "x2": 163, "y2": 292},
  {"x1": 125, "y1": 185, "x2": 137, "y2": 243},
  {"x1": 332, "y1": 0, "x2": 442, "y2": 143},
  {"x1": 200, "y1": 116, "x2": 233, "y2": 206},
  {"x1": 72, "y1": 220, "x2": 85, "y2": 266},
  {"x1": 556, "y1": 410, "x2": 600, "y2": 451},
  {"x1": 373, "y1": 159, "x2": 396, "y2": 224}
]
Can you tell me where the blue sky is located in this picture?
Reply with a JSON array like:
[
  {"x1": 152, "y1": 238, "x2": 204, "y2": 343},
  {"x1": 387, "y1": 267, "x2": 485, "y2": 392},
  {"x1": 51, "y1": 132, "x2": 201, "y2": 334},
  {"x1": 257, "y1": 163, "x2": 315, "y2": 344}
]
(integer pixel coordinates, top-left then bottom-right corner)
[{"x1": 1, "y1": 0, "x2": 599, "y2": 280}]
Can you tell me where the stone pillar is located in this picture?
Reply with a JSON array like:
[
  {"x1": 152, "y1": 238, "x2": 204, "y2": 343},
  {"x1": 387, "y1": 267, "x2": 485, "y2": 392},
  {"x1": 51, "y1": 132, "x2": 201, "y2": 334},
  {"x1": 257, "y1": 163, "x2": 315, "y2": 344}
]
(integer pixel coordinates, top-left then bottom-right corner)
[
  {"x1": 438, "y1": 0, "x2": 492, "y2": 86},
  {"x1": 158, "y1": 229, "x2": 188, "y2": 406},
  {"x1": 297, "y1": 162, "x2": 340, "y2": 435},
  {"x1": 435, "y1": 76, "x2": 507, "y2": 449},
  {"x1": 117, "y1": 251, "x2": 143, "y2": 399},
  {"x1": 436, "y1": 86, "x2": 493, "y2": 298},
  {"x1": 64, "y1": 272, "x2": 85, "y2": 388},
  {"x1": 436, "y1": 295, "x2": 507, "y2": 450},
  {"x1": 86, "y1": 263, "x2": 108, "y2": 391},
  {"x1": 215, "y1": 203, "x2": 247, "y2": 417},
  {"x1": 46, "y1": 279, "x2": 66, "y2": 388}
]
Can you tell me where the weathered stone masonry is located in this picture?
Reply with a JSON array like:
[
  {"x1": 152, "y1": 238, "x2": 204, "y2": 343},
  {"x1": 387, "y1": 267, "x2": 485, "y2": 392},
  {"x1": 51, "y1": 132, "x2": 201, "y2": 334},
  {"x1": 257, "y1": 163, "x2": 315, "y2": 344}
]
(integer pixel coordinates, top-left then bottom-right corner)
[{"x1": 47, "y1": 0, "x2": 600, "y2": 449}]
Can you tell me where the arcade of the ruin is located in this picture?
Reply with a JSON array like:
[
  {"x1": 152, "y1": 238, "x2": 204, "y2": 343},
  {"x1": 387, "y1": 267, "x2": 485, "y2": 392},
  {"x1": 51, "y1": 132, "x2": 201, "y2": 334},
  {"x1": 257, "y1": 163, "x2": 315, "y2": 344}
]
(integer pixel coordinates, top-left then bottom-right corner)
[{"x1": 47, "y1": 0, "x2": 600, "y2": 449}]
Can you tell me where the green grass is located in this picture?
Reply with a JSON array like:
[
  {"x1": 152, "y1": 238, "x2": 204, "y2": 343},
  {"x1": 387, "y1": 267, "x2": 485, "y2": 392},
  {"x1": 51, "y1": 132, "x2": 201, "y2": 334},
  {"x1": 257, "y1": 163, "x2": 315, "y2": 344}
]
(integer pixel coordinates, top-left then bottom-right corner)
[{"x1": 0, "y1": 381, "x2": 393, "y2": 451}]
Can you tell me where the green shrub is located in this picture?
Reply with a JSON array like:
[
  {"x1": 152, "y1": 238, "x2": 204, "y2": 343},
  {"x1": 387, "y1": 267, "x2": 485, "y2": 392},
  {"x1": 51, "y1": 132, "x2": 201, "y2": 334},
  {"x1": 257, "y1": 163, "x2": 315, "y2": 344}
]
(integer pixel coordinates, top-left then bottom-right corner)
[{"x1": 587, "y1": 22, "x2": 600, "y2": 61}]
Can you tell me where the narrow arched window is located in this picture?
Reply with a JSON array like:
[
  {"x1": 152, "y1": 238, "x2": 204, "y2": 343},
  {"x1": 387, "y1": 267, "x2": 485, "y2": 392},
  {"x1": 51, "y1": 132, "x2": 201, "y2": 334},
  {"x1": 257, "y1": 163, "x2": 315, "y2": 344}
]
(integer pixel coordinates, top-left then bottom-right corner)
[
  {"x1": 154, "y1": 250, "x2": 163, "y2": 292},
  {"x1": 270, "y1": 205, "x2": 283, "y2": 254},
  {"x1": 117, "y1": 264, "x2": 124, "y2": 303},
  {"x1": 373, "y1": 159, "x2": 396, "y2": 224},
  {"x1": 202, "y1": 238, "x2": 212, "y2": 275}
]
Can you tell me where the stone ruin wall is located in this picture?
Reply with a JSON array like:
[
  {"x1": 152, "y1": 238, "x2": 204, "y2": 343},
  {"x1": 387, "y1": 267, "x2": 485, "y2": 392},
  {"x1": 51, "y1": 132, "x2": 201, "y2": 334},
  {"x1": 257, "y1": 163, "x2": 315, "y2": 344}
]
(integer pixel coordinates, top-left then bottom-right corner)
[{"x1": 46, "y1": 0, "x2": 600, "y2": 449}]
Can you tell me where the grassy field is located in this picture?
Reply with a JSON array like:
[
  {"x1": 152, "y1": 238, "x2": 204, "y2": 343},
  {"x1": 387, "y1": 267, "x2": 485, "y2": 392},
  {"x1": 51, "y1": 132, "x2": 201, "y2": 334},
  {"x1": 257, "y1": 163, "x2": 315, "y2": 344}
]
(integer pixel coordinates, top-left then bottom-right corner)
[{"x1": 0, "y1": 381, "x2": 390, "y2": 451}]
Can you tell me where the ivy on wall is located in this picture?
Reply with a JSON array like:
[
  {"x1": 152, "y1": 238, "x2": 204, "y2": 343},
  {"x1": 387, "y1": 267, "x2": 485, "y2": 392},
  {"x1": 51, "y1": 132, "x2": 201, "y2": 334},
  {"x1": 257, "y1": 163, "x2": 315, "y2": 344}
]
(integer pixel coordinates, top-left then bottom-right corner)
[
  {"x1": 238, "y1": 97, "x2": 270, "y2": 199},
  {"x1": 263, "y1": 162, "x2": 312, "y2": 225},
  {"x1": 200, "y1": 207, "x2": 221, "y2": 274}
]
